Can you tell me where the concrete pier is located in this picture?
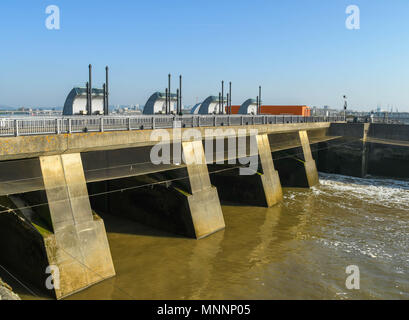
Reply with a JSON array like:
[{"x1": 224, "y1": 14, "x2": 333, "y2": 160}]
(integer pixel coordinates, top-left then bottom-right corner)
[
  {"x1": 39, "y1": 154, "x2": 115, "y2": 299},
  {"x1": 257, "y1": 134, "x2": 283, "y2": 205},
  {"x1": 180, "y1": 140, "x2": 225, "y2": 239},
  {"x1": 298, "y1": 130, "x2": 319, "y2": 187}
]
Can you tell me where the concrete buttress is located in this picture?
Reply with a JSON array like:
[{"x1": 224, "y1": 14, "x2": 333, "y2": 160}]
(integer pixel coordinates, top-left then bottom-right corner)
[
  {"x1": 39, "y1": 153, "x2": 115, "y2": 299},
  {"x1": 256, "y1": 134, "x2": 283, "y2": 206},
  {"x1": 182, "y1": 140, "x2": 225, "y2": 239},
  {"x1": 298, "y1": 130, "x2": 319, "y2": 187}
]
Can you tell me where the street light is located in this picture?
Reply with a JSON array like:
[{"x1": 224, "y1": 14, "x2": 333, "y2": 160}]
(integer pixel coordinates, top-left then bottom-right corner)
[{"x1": 343, "y1": 95, "x2": 348, "y2": 120}]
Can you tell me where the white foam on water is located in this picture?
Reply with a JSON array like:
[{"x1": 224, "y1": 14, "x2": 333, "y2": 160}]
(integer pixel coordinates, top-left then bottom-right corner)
[
  {"x1": 284, "y1": 173, "x2": 409, "y2": 280},
  {"x1": 316, "y1": 173, "x2": 409, "y2": 210}
]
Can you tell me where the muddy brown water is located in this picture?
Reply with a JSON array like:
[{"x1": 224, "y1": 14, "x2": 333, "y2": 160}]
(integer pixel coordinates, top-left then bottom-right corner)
[{"x1": 15, "y1": 173, "x2": 409, "y2": 300}]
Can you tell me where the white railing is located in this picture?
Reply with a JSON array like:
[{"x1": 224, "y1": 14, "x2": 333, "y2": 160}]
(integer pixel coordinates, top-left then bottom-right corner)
[{"x1": 0, "y1": 115, "x2": 345, "y2": 137}]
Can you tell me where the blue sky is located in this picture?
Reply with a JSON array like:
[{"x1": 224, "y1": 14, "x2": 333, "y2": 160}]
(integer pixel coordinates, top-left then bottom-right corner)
[{"x1": 0, "y1": 0, "x2": 409, "y2": 111}]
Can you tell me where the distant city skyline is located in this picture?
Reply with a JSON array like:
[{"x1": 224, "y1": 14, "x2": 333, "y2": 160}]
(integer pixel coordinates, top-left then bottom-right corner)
[{"x1": 1, "y1": 1, "x2": 409, "y2": 111}]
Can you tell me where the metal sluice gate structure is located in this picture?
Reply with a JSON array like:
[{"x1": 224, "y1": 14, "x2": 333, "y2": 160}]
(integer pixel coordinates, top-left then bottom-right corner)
[{"x1": 0, "y1": 115, "x2": 345, "y2": 137}]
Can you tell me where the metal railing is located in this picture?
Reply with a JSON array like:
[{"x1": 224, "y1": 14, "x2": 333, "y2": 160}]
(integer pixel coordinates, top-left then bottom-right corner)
[
  {"x1": 0, "y1": 115, "x2": 345, "y2": 137},
  {"x1": 347, "y1": 115, "x2": 409, "y2": 125}
]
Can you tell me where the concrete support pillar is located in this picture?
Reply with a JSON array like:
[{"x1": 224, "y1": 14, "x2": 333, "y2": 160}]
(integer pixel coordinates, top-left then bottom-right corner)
[
  {"x1": 39, "y1": 153, "x2": 115, "y2": 299},
  {"x1": 256, "y1": 134, "x2": 283, "y2": 206},
  {"x1": 361, "y1": 123, "x2": 370, "y2": 177},
  {"x1": 182, "y1": 140, "x2": 225, "y2": 239},
  {"x1": 298, "y1": 130, "x2": 319, "y2": 187}
]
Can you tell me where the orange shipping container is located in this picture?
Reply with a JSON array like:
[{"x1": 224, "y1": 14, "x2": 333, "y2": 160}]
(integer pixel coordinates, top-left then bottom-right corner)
[
  {"x1": 225, "y1": 105, "x2": 241, "y2": 114},
  {"x1": 225, "y1": 104, "x2": 311, "y2": 116},
  {"x1": 260, "y1": 105, "x2": 311, "y2": 117}
]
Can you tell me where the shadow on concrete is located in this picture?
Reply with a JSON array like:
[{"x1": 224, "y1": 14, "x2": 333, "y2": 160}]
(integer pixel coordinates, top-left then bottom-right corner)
[
  {"x1": 96, "y1": 210, "x2": 186, "y2": 239},
  {"x1": 218, "y1": 200, "x2": 260, "y2": 208}
]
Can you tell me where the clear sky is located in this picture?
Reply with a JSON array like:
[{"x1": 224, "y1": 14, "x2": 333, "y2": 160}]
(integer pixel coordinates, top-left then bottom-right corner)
[{"x1": 0, "y1": 0, "x2": 408, "y2": 111}]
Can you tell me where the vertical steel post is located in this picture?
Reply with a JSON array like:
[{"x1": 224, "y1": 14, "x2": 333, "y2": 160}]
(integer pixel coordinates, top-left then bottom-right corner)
[
  {"x1": 221, "y1": 80, "x2": 224, "y2": 114},
  {"x1": 218, "y1": 92, "x2": 221, "y2": 115},
  {"x1": 226, "y1": 93, "x2": 229, "y2": 116},
  {"x1": 86, "y1": 82, "x2": 89, "y2": 115},
  {"x1": 176, "y1": 89, "x2": 180, "y2": 115},
  {"x1": 14, "y1": 119, "x2": 18, "y2": 137},
  {"x1": 103, "y1": 83, "x2": 106, "y2": 115},
  {"x1": 259, "y1": 86, "x2": 262, "y2": 115},
  {"x1": 105, "y1": 66, "x2": 109, "y2": 115},
  {"x1": 179, "y1": 75, "x2": 182, "y2": 115},
  {"x1": 168, "y1": 74, "x2": 171, "y2": 114},
  {"x1": 165, "y1": 88, "x2": 169, "y2": 114},
  {"x1": 229, "y1": 81, "x2": 232, "y2": 114}
]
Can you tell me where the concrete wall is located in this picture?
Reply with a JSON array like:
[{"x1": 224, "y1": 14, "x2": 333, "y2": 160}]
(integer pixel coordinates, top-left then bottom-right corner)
[
  {"x1": 317, "y1": 138, "x2": 368, "y2": 177},
  {"x1": 329, "y1": 123, "x2": 409, "y2": 142},
  {"x1": 368, "y1": 123, "x2": 409, "y2": 141},
  {"x1": 323, "y1": 123, "x2": 409, "y2": 178},
  {"x1": 329, "y1": 123, "x2": 367, "y2": 138},
  {"x1": 367, "y1": 142, "x2": 409, "y2": 178}
]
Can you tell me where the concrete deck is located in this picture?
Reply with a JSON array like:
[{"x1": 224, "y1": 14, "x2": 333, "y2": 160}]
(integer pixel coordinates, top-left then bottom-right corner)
[{"x1": 0, "y1": 122, "x2": 331, "y2": 161}]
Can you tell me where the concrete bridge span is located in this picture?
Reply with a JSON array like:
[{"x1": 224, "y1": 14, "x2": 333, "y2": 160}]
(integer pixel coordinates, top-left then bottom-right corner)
[
  {"x1": 0, "y1": 121, "x2": 333, "y2": 161},
  {"x1": 0, "y1": 122, "x2": 334, "y2": 195}
]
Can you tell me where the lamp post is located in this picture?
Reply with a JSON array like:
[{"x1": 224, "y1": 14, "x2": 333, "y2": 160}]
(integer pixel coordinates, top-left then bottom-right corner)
[{"x1": 343, "y1": 95, "x2": 348, "y2": 121}]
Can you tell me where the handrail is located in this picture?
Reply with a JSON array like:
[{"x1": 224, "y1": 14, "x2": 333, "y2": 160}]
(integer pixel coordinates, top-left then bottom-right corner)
[{"x1": 0, "y1": 115, "x2": 345, "y2": 137}]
